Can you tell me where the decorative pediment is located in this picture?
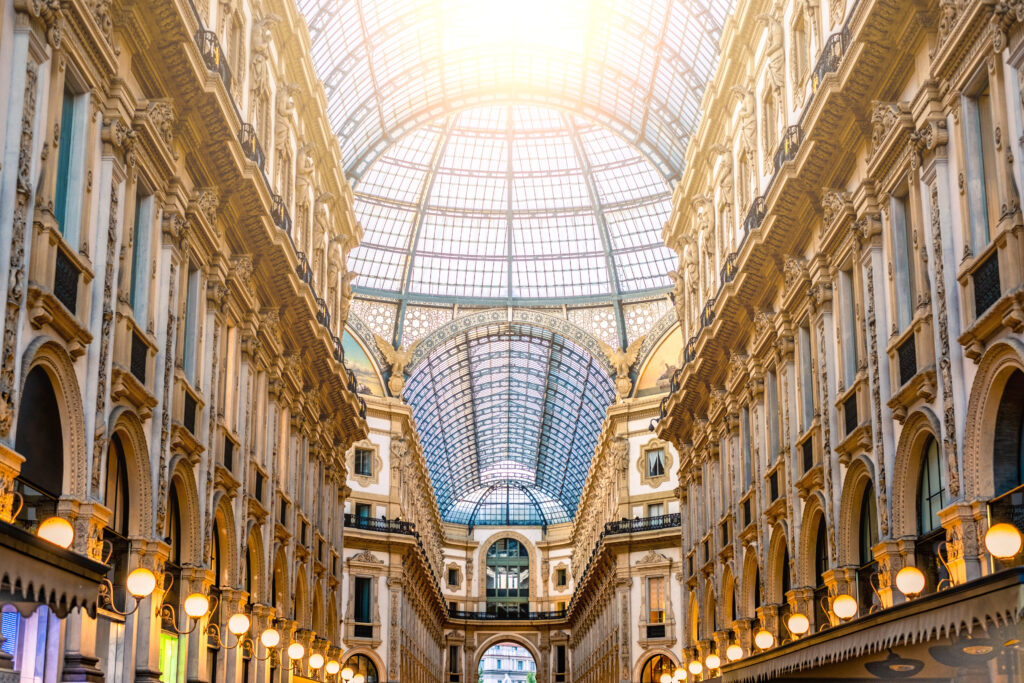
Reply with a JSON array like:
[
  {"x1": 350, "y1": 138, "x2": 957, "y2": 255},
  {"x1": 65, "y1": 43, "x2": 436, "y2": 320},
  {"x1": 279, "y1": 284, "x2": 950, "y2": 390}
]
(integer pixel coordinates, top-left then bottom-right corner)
[
  {"x1": 349, "y1": 549, "x2": 383, "y2": 565},
  {"x1": 635, "y1": 549, "x2": 671, "y2": 566}
]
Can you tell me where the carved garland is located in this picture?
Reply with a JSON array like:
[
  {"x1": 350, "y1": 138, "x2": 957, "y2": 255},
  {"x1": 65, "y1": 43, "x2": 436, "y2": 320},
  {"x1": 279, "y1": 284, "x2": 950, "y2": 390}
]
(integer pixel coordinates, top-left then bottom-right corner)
[{"x1": 860, "y1": 233, "x2": 890, "y2": 536}]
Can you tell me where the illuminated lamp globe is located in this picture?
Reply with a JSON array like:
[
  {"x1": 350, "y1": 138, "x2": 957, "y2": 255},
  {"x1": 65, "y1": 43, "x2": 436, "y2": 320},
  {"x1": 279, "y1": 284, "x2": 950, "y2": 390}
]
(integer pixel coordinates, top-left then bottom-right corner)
[
  {"x1": 309, "y1": 653, "x2": 325, "y2": 669},
  {"x1": 125, "y1": 568, "x2": 157, "y2": 598},
  {"x1": 705, "y1": 653, "x2": 721, "y2": 669},
  {"x1": 895, "y1": 566, "x2": 926, "y2": 597},
  {"x1": 660, "y1": 674, "x2": 672, "y2": 683},
  {"x1": 832, "y1": 594, "x2": 858, "y2": 620},
  {"x1": 183, "y1": 593, "x2": 210, "y2": 619},
  {"x1": 326, "y1": 661, "x2": 340, "y2": 675},
  {"x1": 287, "y1": 642, "x2": 305, "y2": 660},
  {"x1": 352, "y1": 675, "x2": 366, "y2": 683},
  {"x1": 787, "y1": 612, "x2": 810, "y2": 636},
  {"x1": 726, "y1": 644, "x2": 744, "y2": 662},
  {"x1": 341, "y1": 667, "x2": 355, "y2": 680},
  {"x1": 754, "y1": 629, "x2": 775, "y2": 649},
  {"x1": 673, "y1": 667, "x2": 686, "y2": 681},
  {"x1": 688, "y1": 660, "x2": 702, "y2": 675},
  {"x1": 37, "y1": 517, "x2": 74, "y2": 549},
  {"x1": 227, "y1": 613, "x2": 250, "y2": 636},
  {"x1": 985, "y1": 523, "x2": 1023, "y2": 559},
  {"x1": 260, "y1": 628, "x2": 280, "y2": 649}
]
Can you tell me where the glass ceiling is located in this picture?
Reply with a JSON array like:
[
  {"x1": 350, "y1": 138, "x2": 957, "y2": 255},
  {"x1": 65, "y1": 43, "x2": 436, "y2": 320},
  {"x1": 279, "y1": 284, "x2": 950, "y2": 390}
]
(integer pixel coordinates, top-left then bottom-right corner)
[
  {"x1": 298, "y1": 0, "x2": 732, "y2": 183},
  {"x1": 349, "y1": 104, "x2": 677, "y2": 301},
  {"x1": 404, "y1": 322, "x2": 615, "y2": 525}
]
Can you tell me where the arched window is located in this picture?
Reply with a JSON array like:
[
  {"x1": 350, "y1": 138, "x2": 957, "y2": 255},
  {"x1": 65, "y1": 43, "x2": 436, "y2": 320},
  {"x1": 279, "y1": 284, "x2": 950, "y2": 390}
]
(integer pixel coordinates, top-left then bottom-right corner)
[
  {"x1": 915, "y1": 436, "x2": 949, "y2": 593},
  {"x1": 993, "y1": 370, "x2": 1024, "y2": 496},
  {"x1": 105, "y1": 434, "x2": 130, "y2": 535},
  {"x1": 639, "y1": 654, "x2": 674, "y2": 683},
  {"x1": 160, "y1": 481, "x2": 184, "y2": 670},
  {"x1": 812, "y1": 518, "x2": 829, "y2": 629},
  {"x1": 857, "y1": 482, "x2": 880, "y2": 613},
  {"x1": 343, "y1": 654, "x2": 379, "y2": 683},
  {"x1": 917, "y1": 436, "x2": 946, "y2": 535},
  {"x1": 15, "y1": 366, "x2": 64, "y2": 510},
  {"x1": 486, "y1": 539, "x2": 529, "y2": 617}
]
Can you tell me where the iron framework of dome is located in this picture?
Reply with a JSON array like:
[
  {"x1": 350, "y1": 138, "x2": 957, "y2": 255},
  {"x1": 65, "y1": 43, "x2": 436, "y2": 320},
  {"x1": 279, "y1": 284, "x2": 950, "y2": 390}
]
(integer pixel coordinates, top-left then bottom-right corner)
[
  {"x1": 404, "y1": 322, "x2": 615, "y2": 525},
  {"x1": 348, "y1": 104, "x2": 677, "y2": 303}
]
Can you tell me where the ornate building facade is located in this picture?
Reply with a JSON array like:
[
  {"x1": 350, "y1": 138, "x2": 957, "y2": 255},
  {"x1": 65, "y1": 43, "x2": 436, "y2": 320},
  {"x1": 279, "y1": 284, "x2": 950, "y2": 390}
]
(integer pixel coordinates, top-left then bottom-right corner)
[{"x1": 3, "y1": 0, "x2": 1024, "y2": 681}]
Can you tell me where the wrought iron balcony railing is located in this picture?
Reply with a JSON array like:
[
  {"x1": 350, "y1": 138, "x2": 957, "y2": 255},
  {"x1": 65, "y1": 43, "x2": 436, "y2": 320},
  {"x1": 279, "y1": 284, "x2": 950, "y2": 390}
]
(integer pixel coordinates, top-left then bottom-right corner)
[
  {"x1": 811, "y1": 28, "x2": 850, "y2": 95},
  {"x1": 743, "y1": 196, "x2": 765, "y2": 235},
  {"x1": 314, "y1": 295, "x2": 330, "y2": 328},
  {"x1": 343, "y1": 514, "x2": 416, "y2": 535},
  {"x1": 270, "y1": 194, "x2": 292, "y2": 235},
  {"x1": 700, "y1": 297, "x2": 717, "y2": 328},
  {"x1": 773, "y1": 125, "x2": 803, "y2": 174},
  {"x1": 720, "y1": 251, "x2": 739, "y2": 285},
  {"x1": 448, "y1": 608, "x2": 567, "y2": 621},
  {"x1": 604, "y1": 512, "x2": 681, "y2": 536},
  {"x1": 295, "y1": 252, "x2": 313, "y2": 284},
  {"x1": 237, "y1": 123, "x2": 266, "y2": 171},
  {"x1": 194, "y1": 29, "x2": 232, "y2": 93},
  {"x1": 684, "y1": 336, "x2": 698, "y2": 364}
]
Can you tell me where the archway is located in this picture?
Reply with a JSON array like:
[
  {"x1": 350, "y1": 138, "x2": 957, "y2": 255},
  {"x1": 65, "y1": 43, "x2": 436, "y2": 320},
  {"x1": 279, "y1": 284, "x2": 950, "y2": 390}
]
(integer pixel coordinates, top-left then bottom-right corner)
[
  {"x1": 484, "y1": 537, "x2": 531, "y2": 617},
  {"x1": 342, "y1": 652, "x2": 382, "y2": 683},
  {"x1": 636, "y1": 652, "x2": 678, "y2": 683},
  {"x1": 473, "y1": 635, "x2": 542, "y2": 683},
  {"x1": 478, "y1": 640, "x2": 537, "y2": 683}
]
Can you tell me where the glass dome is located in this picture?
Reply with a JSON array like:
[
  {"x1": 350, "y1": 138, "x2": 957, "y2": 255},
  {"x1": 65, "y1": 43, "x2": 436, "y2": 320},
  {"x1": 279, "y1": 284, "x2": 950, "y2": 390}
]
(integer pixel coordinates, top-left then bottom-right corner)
[
  {"x1": 404, "y1": 321, "x2": 615, "y2": 525},
  {"x1": 348, "y1": 104, "x2": 676, "y2": 302}
]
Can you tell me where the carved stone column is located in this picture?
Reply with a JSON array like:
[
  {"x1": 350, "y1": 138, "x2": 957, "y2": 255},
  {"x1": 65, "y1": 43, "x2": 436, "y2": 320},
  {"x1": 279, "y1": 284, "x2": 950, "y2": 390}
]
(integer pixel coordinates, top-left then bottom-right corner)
[
  {"x1": 181, "y1": 565, "x2": 214, "y2": 683},
  {"x1": 0, "y1": 444, "x2": 24, "y2": 522},
  {"x1": 132, "y1": 539, "x2": 171, "y2": 683},
  {"x1": 938, "y1": 502, "x2": 983, "y2": 586},
  {"x1": 274, "y1": 619, "x2": 297, "y2": 683},
  {"x1": 249, "y1": 603, "x2": 275, "y2": 683},
  {"x1": 614, "y1": 577, "x2": 632, "y2": 683},
  {"x1": 386, "y1": 577, "x2": 403, "y2": 682},
  {"x1": 217, "y1": 588, "x2": 248, "y2": 683},
  {"x1": 59, "y1": 502, "x2": 111, "y2": 682}
]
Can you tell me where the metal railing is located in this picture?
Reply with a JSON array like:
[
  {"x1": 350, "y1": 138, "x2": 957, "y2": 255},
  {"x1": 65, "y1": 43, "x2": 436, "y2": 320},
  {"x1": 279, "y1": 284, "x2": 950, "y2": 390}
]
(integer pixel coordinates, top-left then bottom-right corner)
[
  {"x1": 194, "y1": 29, "x2": 232, "y2": 93},
  {"x1": 811, "y1": 28, "x2": 850, "y2": 95},
  {"x1": 448, "y1": 608, "x2": 566, "y2": 621},
  {"x1": 973, "y1": 251, "x2": 1001, "y2": 318},
  {"x1": 700, "y1": 297, "x2": 716, "y2": 328},
  {"x1": 743, "y1": 196, "x2": 766, "y2": 235},
  {"x1": 295, "y1": 252, "x2": 313, "y2": 284},
  {"x1": 604, "y1": 512, "x2": 681, "y2": 536},
  {"x1": 773, "y1": 125, "x2": 803, "y2": 173},
  {"x1": 270, "y1": 194, "x2": 292, "y2": 235},
  {"x1": 720, "y1": 251, "x2": 739, "y2": 285},
  {"x1": 238, "y1": 123, "x2": 266, "y2": 171},
  {"x1": 343, "y1": 514, "x2": 416, "y2": 535},
  {"x1": 53, "y1": 247, "x2": 80, "y2": 314}
]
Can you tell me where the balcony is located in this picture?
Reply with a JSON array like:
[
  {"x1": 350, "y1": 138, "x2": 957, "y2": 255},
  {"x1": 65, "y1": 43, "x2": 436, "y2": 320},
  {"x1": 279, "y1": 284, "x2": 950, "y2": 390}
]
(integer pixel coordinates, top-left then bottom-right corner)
[
  {"x1": 773, "y1": 125, "x2": 803, "y2": 174},
  {"x1": 720, "y1": 251, "x2": 739, "y2": 285},
  {"x1": 743, "y1": 196, "x2": 765, "y2": 234},
  {"x1": 343, "y1": 513, "x2": 415, "y2": 535},
  {"x1": 810, "y1": 29, "x2": 850, "y2": 95},
  {"x1": 684, "y1": 336, "x2": 698, "y2": 363},
  {"x1": 314, "y1": 295, "x2": 330, "y2": 328},
  {"x1": 295, "y1": 252, "x2": 313, "y2": 284},
  {"x1": 972, "y1": 251, "x2": 1001, "y2": 318},
  {"x1": 194, "y1": 29, "x2": 232, "y2": 93},
  {"x1": 896, "y1": 333, "x2": 917, "y2": 388},
  {"x1": 237, "y1": 123, "x2": 266, "y2": 171},
  {"x1": 53, "y1": 247, "x2": 80, "y2": 315},
  {"x1": 604, "y1": 512, "x2": 681, "y2": 536},
  {"x1": 700, "y1": 297, "x2": 717, "y2": 328},
  {"x1": 270, "y1": 194, "x2": 292, "y2": 235},
  {"x1": 448, "y1": 608, "x2": 566, "y2": 621}
]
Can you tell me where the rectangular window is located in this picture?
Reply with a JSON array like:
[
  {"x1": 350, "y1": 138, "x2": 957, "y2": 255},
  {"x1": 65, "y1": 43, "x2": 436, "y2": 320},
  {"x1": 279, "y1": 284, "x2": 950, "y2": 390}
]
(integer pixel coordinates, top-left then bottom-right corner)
[
  {"x1": 354, "y1": 576, "x2": 372, "y2": 624},
  {"x1": 182, "y1": 265, "x2": 201, "y2": 383},
  {"x1": 964, "y1": 85, "x2": 1000, "y2": 250},
  {"x1": 799, "y1": 325, "x2": 814, "y2": 430},
  {"x1": 742, "y1": 406, "x2": 752, "y2": 490},
  {"x1": 766, "y1": 369, "x2": 780, "y2": 462},
  {"x1": 450, "y1": 645, "x2": 460, "y2": 673},
  {"x1": 448, "y1": 568, "x2": 459, "y2": 586},
  {"x1": 0, "y1": 609, "x2": 17, "y2": 655},
  {"x1": 159, "y1": 632, "x2": 179, "y2": 683},
  {"x1": 647, "y1": 503, "x2": 664, "y2": 518},
  {"x1": 556, "y1": 568, "x2": 567, "y2": 586},
  {"x1": 839, "y1": 268, "x2": 858, "y2": 387},
  {"x1": 354, "y1": 448, "x2": 373, "y2": 477},
  {"x1": 54, "y1": 87, "x2": 88, "y2": 245},
  {"x1": 890, "y1": 193, "x2": 917, "y2": 331},
  {"x1": 646, "y1": 448, "x2": 665, "y2": 478},
  {"x1": 355, "y1": 502, "x2": 371, "y2": 519},
  {"x1": 647, "y1": 576, "x2": 665, "y2": 623},
  {"x1": 129, "y1": 191, "x2": 153, "y2": 323}
]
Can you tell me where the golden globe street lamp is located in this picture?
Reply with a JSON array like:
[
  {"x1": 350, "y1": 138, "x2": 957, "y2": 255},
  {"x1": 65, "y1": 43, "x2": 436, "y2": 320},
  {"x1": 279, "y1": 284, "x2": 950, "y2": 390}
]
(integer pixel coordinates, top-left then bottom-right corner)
[
  {"x1": 97, "y1": 567, "x2": 158, "y2": 616},
  {"x1": 726, "y1": 642, "x2": 744, "y2": 662},
  {"x1": 895, "y1": 566, "x2": 926, "y2": 599},
  {"x1": 754, "y1": 628, "x2": 775, "y2": 650},
  {"x1": 831, "y1": 593, "x2": 858, "y2": 621},
  {"x1": 985, "y1": 522, "x2": 1023, "y2": 560},
  {"x1": 786, "y1": 612, "x2": 810, "y2": 639}
]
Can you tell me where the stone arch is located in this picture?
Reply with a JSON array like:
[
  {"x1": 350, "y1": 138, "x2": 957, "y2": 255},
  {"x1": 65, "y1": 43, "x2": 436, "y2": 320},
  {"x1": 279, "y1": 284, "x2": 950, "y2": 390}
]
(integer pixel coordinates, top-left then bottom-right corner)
[
  {"x1": 740, "y1": 546, "x2": 760, "y2": 618},
  {"x1": 838, "y1": 456, "x2": 877, "y2": 566},
  {"x1": 703, "y1": 577, "x2": 717, "y2": 637},
  {"x1": 243, "y1": 522, "x2": 265, "y2": 603},
  {"x1": 294, "y1": 568, "x2": 308, "y2": 626},
  {"x1": 797, "y1": 492, "x2": 828, "y2": 588},
  {"x1": 211, "y1": 492, "x2": 237, "y2": 588},
  {"x1": 963, "y1": 338, "x2": 1024, "y2": 499},
  {"x1": 408, "y1": 309, "x2": 615, "y2": 377},
  {"x1": 167, "y1": 457, "x2": 202, "y2": 566},
  {"x1": 766, "y1": 523, "x2": 790, "y2": 604},
  {"x1": 476, "y1": 531, "x2": 539, "y2": 603},
  {"x1": 473, "y1": 634, "x2": 541, "y2": 678},
  {"x1": 17, "y1": 337, "x2": 88, "y2": 499},
  {"x1": 687, "y1": 590, "x2": 699, "y2": 644},
  {"x1": 327, "y1": 592, "x2": 339, "y2": 644},
  {"x1": 342, "y1": 646, "x2": 386, "y2": 682},
  {"x1": 892, "y1": 408, "x2": 942, "y2": 538},
  {"x1": 721, "y1": 564, "x2": 736, "y2": 627},
  {"x1": 272, "y1": 544, "x2": 290, "y2": 615},
  {"x1": 631, "y1": 648, "x2": 680, "y2": 683},
  {"x1": 312, "y1": 579, "x2": 325, "y2": 634},
  {"x1": 107, "y1": 406, "x2": 155, "y2": 537}
]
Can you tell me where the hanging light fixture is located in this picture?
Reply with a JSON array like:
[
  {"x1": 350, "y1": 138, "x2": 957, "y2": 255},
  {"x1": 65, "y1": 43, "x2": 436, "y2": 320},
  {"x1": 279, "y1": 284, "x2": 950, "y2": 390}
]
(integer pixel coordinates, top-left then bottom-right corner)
[
  {"x1": 261, "y1": 628, "x2": 281, "y2": 649},
  {"x1": 155, "y1": 575, "x2": 214, "y2": 635},
  {"x1": 705, "y1": 653, "x2": 721, "y2": 669},
  {"x1": 326, "y1": 660, "x2": 341, "y2": 675},
  {"x1": 726, "y1": 643, "x2": 744, "y2": 661},
  {"x1": 832, "y1": 593, "x2": 858, "y2": 620},
  {"x1": 309, "y1": 652, "x2": 325, "y2": 669},
  {"x1": 287, "y1": 642, "x2": 305, "y2": 660},
  {"x1": 754, "y1": 629, "x2": 775, "y2": 649},
  {"x1": 787, "y1": 612, "x2": 810, "y2": 636},
  {"x1": 98, "y1": 567, "x2": 157, "y2": 617},
  {"x1": 688, "y1": 659, "x2": 702, "y2": 675}
]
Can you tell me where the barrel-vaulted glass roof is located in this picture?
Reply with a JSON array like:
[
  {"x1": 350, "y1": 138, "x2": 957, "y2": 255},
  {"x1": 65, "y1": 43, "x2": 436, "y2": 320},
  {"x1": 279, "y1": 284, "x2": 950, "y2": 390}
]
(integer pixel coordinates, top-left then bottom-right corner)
[
  {"x1": 404, "y1": 322, "x2": 615, "y2": 525},
  {"x1": 349, "y1": 104, "x2": 677, "y2": 301},
  {"x1": 298, "y1": 0, "x2": 732, "y2": 183}
]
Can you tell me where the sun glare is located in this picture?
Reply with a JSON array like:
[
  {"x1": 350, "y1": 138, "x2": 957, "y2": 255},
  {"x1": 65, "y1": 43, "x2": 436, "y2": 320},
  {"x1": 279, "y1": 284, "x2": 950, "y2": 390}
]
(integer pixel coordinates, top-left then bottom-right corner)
[{"x1": 440, "y1": 0, "x2": 590, "y2": 56}]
